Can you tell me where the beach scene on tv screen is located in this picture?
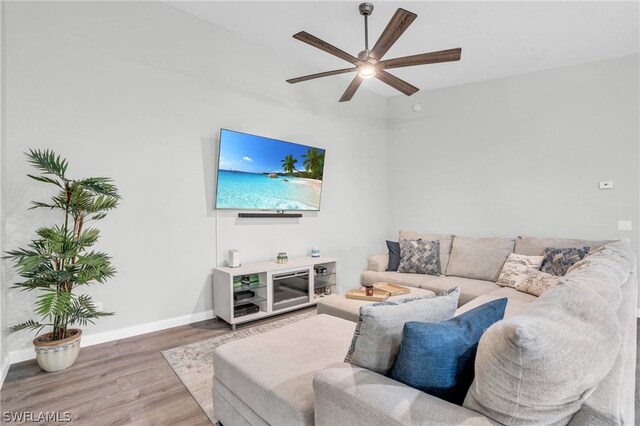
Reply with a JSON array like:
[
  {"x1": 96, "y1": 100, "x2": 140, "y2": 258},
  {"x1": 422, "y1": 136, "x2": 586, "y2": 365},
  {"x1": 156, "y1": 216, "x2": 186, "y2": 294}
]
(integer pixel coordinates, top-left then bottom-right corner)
[{"x1": 216, "y1": 130, "x2": 325, "y2": 210}]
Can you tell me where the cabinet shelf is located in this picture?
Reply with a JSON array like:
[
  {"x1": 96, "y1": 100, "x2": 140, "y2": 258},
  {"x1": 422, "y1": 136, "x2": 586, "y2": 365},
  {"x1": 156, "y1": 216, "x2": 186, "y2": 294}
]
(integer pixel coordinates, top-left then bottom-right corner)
[
  {"x1": 233, "y1": 295, "x2": 266, "y2": 307},
  {"x1": 233, "y1": 283, "x2": 267, "y2": 292}
]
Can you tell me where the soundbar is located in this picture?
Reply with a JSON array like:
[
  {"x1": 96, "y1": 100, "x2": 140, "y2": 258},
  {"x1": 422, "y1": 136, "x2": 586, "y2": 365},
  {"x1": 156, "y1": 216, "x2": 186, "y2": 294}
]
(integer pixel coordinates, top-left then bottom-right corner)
[{"x1": 238, "y1": 213, "x2": 303, "y2": 218}]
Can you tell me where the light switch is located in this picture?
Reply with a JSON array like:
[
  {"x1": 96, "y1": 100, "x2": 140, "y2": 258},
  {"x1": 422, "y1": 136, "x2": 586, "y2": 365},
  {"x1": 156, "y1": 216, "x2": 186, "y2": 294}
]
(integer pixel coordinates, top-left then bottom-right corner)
[
  {"x1": 599, "y1": 181, "x2": 613, "y2": 189},
  {"x1": 618, "y1": 220, "x2": 632, "y2": 231}
]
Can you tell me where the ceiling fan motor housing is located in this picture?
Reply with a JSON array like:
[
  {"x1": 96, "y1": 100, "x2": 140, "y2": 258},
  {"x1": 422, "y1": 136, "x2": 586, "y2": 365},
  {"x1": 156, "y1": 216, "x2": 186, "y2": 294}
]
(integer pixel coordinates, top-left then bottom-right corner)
[
  {"x1": 359, "y1": 3, "x2": 374, "y2": 16},
  {"x1": 358, "y1": 50, "x2": 371, "y2": 61}
]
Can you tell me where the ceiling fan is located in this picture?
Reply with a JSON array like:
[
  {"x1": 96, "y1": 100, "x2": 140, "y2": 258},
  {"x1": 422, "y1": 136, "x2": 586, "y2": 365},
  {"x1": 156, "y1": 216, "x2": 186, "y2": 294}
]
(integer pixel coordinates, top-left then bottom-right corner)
[{"x1": 287, "y1": 3, "x2": 462, "y2": 102}]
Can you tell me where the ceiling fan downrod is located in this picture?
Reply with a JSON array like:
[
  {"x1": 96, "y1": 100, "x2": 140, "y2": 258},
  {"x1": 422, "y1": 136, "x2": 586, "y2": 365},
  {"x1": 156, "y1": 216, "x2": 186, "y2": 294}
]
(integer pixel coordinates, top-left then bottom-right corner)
[{"x1": 358, "y1": 3, "x2": 374, "y2": 61}]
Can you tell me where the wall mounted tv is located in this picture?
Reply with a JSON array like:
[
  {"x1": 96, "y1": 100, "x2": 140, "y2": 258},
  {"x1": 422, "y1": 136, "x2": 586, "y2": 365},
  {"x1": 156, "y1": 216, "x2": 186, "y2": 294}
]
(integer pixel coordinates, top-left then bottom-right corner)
[{"x1": 215, "y1": 129, "x2": 326, "y2": 211}]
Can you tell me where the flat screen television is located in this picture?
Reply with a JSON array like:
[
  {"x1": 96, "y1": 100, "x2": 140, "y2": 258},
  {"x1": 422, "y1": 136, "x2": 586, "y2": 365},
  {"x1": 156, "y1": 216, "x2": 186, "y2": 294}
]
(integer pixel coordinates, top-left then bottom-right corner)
[{"x1": 215, "y1": 129, "x2": 326, "y2": 211}]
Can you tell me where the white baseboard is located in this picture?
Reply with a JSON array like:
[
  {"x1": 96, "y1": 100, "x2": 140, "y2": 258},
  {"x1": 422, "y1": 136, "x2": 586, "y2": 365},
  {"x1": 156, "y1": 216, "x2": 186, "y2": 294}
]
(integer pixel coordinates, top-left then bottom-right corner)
[{"x1": 9, "y1": 309, "x2": 216, "y2": 365}]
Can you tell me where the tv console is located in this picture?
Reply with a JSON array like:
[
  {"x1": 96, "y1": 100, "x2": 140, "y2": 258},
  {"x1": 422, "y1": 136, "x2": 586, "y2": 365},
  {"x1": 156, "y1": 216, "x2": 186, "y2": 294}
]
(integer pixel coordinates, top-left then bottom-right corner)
[{"x1": 213, "y1": 256, "x2": 338, "y2": 330}]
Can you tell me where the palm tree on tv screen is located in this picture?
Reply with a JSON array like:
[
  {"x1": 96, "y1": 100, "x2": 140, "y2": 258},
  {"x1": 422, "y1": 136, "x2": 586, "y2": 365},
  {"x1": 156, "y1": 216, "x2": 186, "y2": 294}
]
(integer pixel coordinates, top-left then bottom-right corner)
[
  {"x1": 302, "y1": 148, "x2": 324, "y2": 180},
  {"x1": 281, "y1": 154, "x2": 298, "y2": 174}
]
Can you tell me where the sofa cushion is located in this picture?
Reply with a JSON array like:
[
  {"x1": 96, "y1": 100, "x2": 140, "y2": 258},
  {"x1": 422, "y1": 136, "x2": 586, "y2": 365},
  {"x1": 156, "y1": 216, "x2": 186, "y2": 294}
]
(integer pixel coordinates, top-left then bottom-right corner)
[
  {"x1": 419, "y1": 276, "x2": 501, "y2": 306},
  {"x1": 213, "y1": 314, "x2": 355, "y2": 426},
  {"x1": 367, "y1": 254, "x2": 389, "y2": 272},
  {"x1": 390, "y1": 298, "x2": 507, "y2": 405},
  {"x1": 456, "y1": 294, "x2": 531, "y2": 318},
  {"x1": 385, "y1": 240, "x2": 400, "y2": 271},
  {"x1": 317, "y1": 287, "x2": 435, "y2": 323},
  {"x1": 496, "y1": 253, "x2": 544, "y2": 288},
  {"x1": 540, "y1": 246, "x2": 590, "y2": 276},
  {"x1": 361, "y1": 270, "x2": 440, "y2": 288},
  {"x1": 345, "y1": 288, "x2": 459, "y2": 375},
  {"x1": 463, "y1": 255, "x2": 626, "y2": 425},
  {"x1": 446, "y1": 236, "x2": 515, "y2": 282},
  {"x1": 398, "y1": 239, "x2": 441, "y2": 275},
  {"x1": 514, "y1": 235, "x2": 614, "y2": 256},
  {"x1": 487, "y1": 286, "x2": 538, "y2": 303},
  {"x1": 400, "y1": 231, "x2": 454, "y2": 272}
]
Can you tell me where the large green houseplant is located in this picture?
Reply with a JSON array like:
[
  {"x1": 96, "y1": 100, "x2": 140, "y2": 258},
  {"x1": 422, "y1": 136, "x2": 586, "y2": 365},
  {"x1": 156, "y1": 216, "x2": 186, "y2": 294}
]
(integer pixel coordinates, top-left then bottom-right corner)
[{"x1": 5, "y1": 149, "x2": 119, "y2": 372}]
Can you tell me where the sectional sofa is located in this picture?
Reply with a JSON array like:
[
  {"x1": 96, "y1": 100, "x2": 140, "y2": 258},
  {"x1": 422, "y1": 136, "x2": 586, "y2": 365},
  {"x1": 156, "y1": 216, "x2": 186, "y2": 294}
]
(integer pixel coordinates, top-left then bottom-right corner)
[{"x1": 212, "y1": 234, "x2": 637, "y2": 426}]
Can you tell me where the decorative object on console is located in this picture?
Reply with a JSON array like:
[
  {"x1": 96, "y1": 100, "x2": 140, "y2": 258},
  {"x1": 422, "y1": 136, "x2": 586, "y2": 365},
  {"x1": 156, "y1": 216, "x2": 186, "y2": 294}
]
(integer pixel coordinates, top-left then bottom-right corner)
[
  {"x1": 344, "y1": 287, "x2": 459, "y2": 375},
  {"x1": 540, "y1": 246, "x2": 590, "y2": 276},
  {"x1": 311, "y1": 247, "x2": 320, "y2": 258},
  {"x1": 390, "y1": 298, "x2": 507, "y2": 405},
  {"x1": 496, "y1": 254, "x2": 544, "y2": 288},
  {"x1": 286, "y1": 3, "x2": 462, "y2": 102},
  {"x1": 397, "y1": 239, "x2": 441, "y2": 275},
  {"x1": 385, "y1": 240, "x2": 401, "y2": 271},
  {"x1": 5, "y1": 150, "x2": 119, "y2": 372},
  {"x1": 228, "y1": 249, "x2": 241, "y2": 268},
  {"x1": 276, "y1": 252, "x2": 289, "y2": 264}
]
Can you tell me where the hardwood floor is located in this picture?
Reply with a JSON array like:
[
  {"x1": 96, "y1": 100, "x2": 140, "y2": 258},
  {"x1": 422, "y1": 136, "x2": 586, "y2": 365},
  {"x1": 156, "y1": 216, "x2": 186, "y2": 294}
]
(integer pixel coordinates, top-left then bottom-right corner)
[{"x1": 0, "y1": 309, "x2": 313, "y2": 426}]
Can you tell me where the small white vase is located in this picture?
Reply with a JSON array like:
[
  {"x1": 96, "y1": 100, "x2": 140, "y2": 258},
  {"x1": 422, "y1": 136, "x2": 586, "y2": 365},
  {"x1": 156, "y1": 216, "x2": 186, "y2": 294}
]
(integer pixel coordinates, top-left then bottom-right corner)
[{"x1": 33, "y1": 329, "x2": 82, "y2": 372}]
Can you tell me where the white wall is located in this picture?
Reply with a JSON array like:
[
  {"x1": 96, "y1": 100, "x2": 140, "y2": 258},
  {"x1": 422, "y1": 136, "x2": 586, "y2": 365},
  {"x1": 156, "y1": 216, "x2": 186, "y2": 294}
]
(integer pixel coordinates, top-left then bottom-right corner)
[
  {"x1": 386, "y1": 55, "x2": 639, "y2": 268},
  {"x1": 3, "y1": 1, "x2": 388, "y2": 361}
]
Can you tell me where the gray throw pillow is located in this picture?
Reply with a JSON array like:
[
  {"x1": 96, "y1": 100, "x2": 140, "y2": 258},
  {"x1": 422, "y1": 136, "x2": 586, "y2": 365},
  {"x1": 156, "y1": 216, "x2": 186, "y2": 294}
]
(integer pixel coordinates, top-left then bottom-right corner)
[
  {"x1": 344, "y1": 288, "x2": 459, "y2": 375},
  {"x1": 540, "y1": 246, "x2": 590, "y2": 276},
  {"x1": 397, "y1": 239, "x2": 441, "y2": 275}
]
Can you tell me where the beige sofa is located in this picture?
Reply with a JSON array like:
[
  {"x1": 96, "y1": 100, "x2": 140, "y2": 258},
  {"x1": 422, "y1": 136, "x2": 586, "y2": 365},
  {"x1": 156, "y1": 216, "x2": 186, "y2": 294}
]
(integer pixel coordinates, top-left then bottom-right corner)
[
  {"x1": 212, "y1": 235, "x2": 636, "y2": 426},
  {"x1": 361, "y1": 232, "x2": 614, "y2": 306}
]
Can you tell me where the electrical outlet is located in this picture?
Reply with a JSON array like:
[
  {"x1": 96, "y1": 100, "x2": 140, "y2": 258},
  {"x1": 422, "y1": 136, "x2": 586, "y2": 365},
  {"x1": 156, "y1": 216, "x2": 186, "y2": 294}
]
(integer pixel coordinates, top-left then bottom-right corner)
[
  {"x1": 599, "y1": 181, "x2": 614, "y2": 189},
  {"x1": 618, "y1": 220, "x2": 632, "y2": 231},
  {"x1": 95, "y1": 302, "x2": 103, "y2": 312}
]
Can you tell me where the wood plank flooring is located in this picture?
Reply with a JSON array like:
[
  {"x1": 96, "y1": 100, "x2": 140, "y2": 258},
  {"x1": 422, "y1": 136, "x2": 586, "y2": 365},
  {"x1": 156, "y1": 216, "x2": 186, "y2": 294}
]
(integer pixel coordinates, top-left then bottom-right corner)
[
  {"x1": 1, "y1": 309, "x2": 313, "y2": 426},
  {"x1": 1, "y1": 313, "x2": 639, "y2": 425}
]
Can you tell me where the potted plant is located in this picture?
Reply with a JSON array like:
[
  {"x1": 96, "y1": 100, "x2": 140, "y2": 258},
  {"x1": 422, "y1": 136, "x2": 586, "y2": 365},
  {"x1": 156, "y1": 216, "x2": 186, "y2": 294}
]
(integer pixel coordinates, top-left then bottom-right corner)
[{"x1": 5, "y1": 149, "x2": 119, "y2": 372}]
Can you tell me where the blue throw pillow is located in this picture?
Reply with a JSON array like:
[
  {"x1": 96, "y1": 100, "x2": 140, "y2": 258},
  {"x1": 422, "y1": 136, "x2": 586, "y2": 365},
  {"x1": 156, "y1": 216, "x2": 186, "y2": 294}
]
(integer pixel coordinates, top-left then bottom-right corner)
[
  {"x1": 386, "y1": 240, "x2": 400, "y2": 271},
  {"x1": 389, "y1": 298, "x2": 507, "y2": 405}
]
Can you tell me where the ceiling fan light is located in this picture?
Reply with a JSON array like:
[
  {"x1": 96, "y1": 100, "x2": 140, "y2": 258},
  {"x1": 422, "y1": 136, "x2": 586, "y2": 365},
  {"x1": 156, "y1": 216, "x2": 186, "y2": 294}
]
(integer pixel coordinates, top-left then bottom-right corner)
[{"x1": 359, "y1": 65, "x2": 376, "y2": 79}]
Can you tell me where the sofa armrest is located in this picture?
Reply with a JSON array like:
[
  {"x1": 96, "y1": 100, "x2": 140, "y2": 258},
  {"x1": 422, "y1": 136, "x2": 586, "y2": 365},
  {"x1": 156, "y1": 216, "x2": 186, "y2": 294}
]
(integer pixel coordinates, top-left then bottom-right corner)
[
  {"x1": 368, "y1": 254, "x2": 389, "y2": 272},
  {"x1": 313, "y1": 363, "x2": 496, "y2": 426}
]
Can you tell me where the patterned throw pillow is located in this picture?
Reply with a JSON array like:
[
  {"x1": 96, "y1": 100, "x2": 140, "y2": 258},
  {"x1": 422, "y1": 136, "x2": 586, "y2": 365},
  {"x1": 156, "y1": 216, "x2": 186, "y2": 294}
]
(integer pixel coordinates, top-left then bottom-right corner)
[
  {"x1": 517, "y1": 270, "x2": 560, "y2": 296},
  {"x1": 496, "y1": 254, "x2": 544, "y2": 288},
  {"x1": 540, "y1": 247, "x2": 590, "y2": 276},
  {"x1": 398, "y1": 239, "x2": 441, "y2": 275}
]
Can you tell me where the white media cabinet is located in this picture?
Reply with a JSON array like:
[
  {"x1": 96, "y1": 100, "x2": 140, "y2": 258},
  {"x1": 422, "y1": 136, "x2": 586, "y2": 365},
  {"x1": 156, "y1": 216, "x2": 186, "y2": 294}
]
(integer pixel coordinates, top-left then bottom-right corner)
[{"x1": 213, "y1": 256, "x2": 338, "y2": 330}]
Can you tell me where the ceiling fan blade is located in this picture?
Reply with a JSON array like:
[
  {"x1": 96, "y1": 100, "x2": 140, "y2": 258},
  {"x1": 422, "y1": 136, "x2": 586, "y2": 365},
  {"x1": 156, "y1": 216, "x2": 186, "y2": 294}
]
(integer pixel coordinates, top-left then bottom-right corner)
[
  {"x1": 375, "y1": 70, "x2": 419, "y2": 96},
  {"x1": 339, "y1": 75, "x2": 364, "y2": 102},
  {"x1": 287, "y1": 67, "x2": 357, "y2": 84},
  {"x1": 380, "y1": 48, "x2": 462, "y2": 70},
  {"x1": 369, "y1": 8, "x2": 417, "y2": 61},
  {"x1": 293, "y1": 31, "x2": 359, "y2": 65}
]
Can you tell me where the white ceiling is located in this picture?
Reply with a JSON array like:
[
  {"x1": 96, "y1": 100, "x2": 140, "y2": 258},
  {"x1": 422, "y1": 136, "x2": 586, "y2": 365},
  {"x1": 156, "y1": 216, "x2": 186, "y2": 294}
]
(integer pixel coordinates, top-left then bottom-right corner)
[{"x1": 165, "y1": 1, "x2": 640, "y2": 97}]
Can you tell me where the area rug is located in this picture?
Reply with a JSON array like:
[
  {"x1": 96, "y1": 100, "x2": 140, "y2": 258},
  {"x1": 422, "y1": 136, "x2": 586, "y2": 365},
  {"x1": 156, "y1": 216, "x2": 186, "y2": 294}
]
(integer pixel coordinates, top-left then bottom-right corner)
[{"x1": 162, "y1": 309, "x2": 317, "y2": 424}]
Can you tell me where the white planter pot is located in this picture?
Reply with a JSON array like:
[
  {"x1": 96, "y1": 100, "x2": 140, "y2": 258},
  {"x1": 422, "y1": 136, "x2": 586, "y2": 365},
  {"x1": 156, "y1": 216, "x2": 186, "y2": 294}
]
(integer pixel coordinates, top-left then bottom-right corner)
[{"x1": 33, "y1": 329, "x2": 82, "y2": 372}]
